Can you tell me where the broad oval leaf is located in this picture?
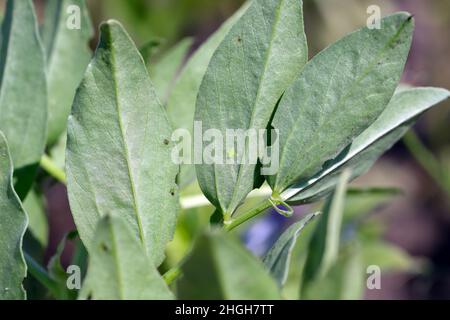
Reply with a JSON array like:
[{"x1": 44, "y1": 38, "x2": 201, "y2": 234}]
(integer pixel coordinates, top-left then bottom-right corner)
[
  {"x1": 41, "y1": 0, "x2": 93, "y2": 145},
  {"x1": 66, "y1": 20, "x2": 179, "y2": 266},
  {"x1": 263, "y1": 212, "x2": 318, "y2": 287},
  {"x1": 268, "y1": 13, "x2": 414, "y2": 196},
  {"x1": 79, "y1": 216, "x2": 173, "y2": 300},
  {"x1": 195, "y1": 0, "x2": 308, "y2": 216},
  {"x1": 166, "y1": 2, "x2": 249, "y2": 187},
  {"x1": 0, "y1": 0, "x2": 47, "y2": 168},
  {"x1": 0, "y1": 132, "x2": 28, "y2": 299},
  {"x1": 178, "y1": 230, "x2": 281, "y2": 299},
  {"x1": 284, "y1": 87, "x2": 450, "y2": 203}
]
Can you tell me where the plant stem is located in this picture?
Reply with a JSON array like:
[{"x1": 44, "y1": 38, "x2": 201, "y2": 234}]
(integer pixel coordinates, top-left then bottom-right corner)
[
  {"x1": 24, "y1": 252, "x2": 59, "y2": 295},
  {"x1": 403, "y1": 130, "x2": 449, "y2": 196},
  {"x1": 163, "y1": 266, "x2": 182, "y2": 285},
  {"x1": 224, "y1": 199, "x2": 273, "y2": 232},
  {"x1": 40, "y1": 154, "x2": 67, "y2": 184}
]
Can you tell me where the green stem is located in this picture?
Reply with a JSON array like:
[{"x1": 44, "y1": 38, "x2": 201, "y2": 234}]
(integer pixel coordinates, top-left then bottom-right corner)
[
  {"x1": 24, "y1": 252, "x2": 59, "y2": 295},
  {"x1": 40, "y1": 154, "x2": 67, "y2": 184},
  {"x1": 224, "y1": 199, "x2": 273, "y2": 232},
  {"x1": 163, "y1": 266, "x2": 182, "y2": 285},
  {"x1": 403, "y1": 130, "x2": 449, "y2": 195}
]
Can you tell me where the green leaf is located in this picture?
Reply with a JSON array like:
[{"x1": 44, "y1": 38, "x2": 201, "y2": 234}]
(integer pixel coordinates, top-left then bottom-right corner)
[
  {"x1": 285, "y1": 87, "x2": 450, "y2": 203},
  {"x1": 23, "y1": 188, "x2": 48, "y2": 247},
  {"x1": 48, "y1": 132, "x2": 67, "y2": 171},
  {"x1": 41, "y1": 0, "x2": 93, "y2": 145},
  {"x1": 149, "y1": 38, "x2": 193, "y2": 104},
  {"x1": 343, "y1": 187, "x2": 400, "y2": 223},
  {"x1": 301, "y1": 170, "x2": 351, "y2": 295},
  {"x1": 361, "y1": 241, "x2": 416, "y2": 272},
  {"x1": 47, "y1": 232, "x2": 78, "y2": 300},
  {"x1": 66, "y1": 20, "x2": 179, "y2": 266},
  {"x1": 263, "y1": 212, "x2": 319, "y2": 287},
  {"x1": 79, "y1": 216, "x2": 173, "y2": 300},
  {"x1": 302, "y1": 242, "x2": 365, "y2": 300},
  {"x1": 195, "y1": 0, "x2": 308, "y2": 216},
  {"x1": 166, "y1": 2, "x2": 249, "y2": 188},
  {"x1": 338, "y1": 244, "x2": 365, "y2": 300},
  {"x1": 166, "y1": 2, "x2": 249, "y2": 132},
  {"x1": 178, "y1": 230, "x2": 281, "y2": 299},
  {"x1": 71, "y1": 234, "x2": 88, "y2": 278},
  {"x1": 404, "y1": 130, "x2": 450, "y2": 197},
  {"x1": 280, "y1": 217, "x2": 319, "y2": 299},
  {"x1": 13, "y1": 164, "x2": 39, "y2": 201},
  {"x1": 268, "y1": 13, "x2": 414, "y2": 196},
  {"x1": 0, "y1": 0, "x2": 47, "y2": 168},
  {"x1": 0, "y1": 132, "x2": 28, "y2": 299}
]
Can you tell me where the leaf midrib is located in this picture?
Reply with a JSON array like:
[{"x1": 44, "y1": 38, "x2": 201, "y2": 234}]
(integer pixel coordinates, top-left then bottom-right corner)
[
  {"x1": 108, "y1": 34, "x2": 147, "y2": 247},
  {"x1": 224, "y1": 0, "x2": 285, "y2": 214}
]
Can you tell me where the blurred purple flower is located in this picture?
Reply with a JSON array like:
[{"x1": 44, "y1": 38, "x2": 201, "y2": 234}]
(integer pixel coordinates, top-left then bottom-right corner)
[{"x1": 243, "y1": 206, "x2": 310, "y2": 257}]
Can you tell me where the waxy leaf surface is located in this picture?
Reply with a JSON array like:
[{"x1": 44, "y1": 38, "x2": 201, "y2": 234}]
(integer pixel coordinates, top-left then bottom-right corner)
[
  {"x1": 0, "y1": 132, "x2": 28, "y2": 299},
  {"x1": 195, "y1": 0, "x2": 308, "y2": 215},
  {"x1": 66, "y1": 21, "x2": 179, "y2": 266},
  {"x1": 0, "y1": 0, "x2": 47, "y2": 168},
  {"x1": 166, "y1": 2, "x2": 249, "y2": 187},
  {"x1": 285, "y1": 87, "x2": 450, "y2": 203},
  {"x1": 41, "y1": 0, "x2": 93, "y2": 144},
  {"x1": 269, "y1": 13, "x2": 414, "y2": 196},
  {"x1": 79, "y1": 216, "x2": 173, "y2": 300}
]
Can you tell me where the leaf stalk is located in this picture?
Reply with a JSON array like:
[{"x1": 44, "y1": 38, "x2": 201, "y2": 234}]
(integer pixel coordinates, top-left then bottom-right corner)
[{"x1": 40, "y1": 154, "x2": 67, "y2": 184}]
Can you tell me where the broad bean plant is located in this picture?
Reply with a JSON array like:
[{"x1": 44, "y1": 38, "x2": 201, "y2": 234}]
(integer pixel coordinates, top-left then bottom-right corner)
[{"x1": 0, "y1": 0, "x2": 448, "y2": 300}]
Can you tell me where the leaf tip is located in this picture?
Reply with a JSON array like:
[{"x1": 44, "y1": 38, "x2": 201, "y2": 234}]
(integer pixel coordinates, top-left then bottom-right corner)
[
  {"x1": 399, "y1": 11, "x2": 415, "y2": 27},
  {"x1": 101, "y1": 19, "x2": 123, "y2": 29},
  {"x1": 99, "y1": 19, "x2": 126, "y2": 40},
  {"x1": 395, "y1": 11, "x2": 413, "y2": 20}
]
